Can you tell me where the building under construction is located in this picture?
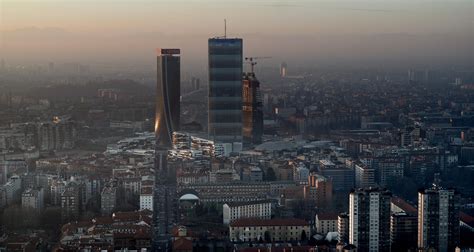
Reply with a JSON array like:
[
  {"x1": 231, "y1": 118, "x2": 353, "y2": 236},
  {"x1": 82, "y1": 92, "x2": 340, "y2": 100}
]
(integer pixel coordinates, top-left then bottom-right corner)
[{"x1": 242, "y1": 72, "x2": 263, "y2": 146}]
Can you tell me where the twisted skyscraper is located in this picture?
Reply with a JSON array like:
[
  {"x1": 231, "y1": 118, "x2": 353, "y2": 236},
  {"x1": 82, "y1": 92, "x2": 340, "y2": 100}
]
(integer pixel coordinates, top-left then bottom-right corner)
[{"x1": 153, "y1": 48, "x2": 180, "y2": 251}]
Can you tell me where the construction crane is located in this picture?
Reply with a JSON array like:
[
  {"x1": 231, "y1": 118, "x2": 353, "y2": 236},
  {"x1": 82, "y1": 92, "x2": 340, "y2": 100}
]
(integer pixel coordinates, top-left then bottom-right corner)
[{"x1": 244, "y1": 56, "x2": 272, "y2": 73}]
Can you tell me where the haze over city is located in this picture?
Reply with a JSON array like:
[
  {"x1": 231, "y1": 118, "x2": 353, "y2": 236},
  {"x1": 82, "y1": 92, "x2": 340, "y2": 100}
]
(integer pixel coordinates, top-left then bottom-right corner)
[
  {"x1": 0, "y1": 1, "x2": 473, "y2": 251},
  {"x1": 2, "y1": 0, "x2": 473, "y2": 69}
]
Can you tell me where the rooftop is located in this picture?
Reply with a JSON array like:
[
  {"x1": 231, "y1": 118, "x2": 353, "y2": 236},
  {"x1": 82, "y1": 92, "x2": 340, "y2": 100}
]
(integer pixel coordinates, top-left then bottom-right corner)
[
  {"x1": 316, "y1": 212, "x2": 339, "y2": 220},
  {"x1": 230, "y1": 218, "x2": 308, "y2": 227},
  {"x1": 391, "y1": 196, "x2": 417, "y2": 214},
  {"x1": 225, "y1": 199, "x2": 274, "y2": 208}
]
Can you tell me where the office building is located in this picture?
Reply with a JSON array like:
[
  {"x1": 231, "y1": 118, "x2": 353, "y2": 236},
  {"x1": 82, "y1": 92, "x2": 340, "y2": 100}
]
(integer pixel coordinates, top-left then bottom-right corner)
[
  {"x1": 418, "y1": 187, "x2": 460, "y2": 252},
  {"x1": 155, "y1": 48, "x2": 181, "y2": 147},
  {"x1": 50, "y1": 180, "x2": 66, "y2": 206},
  {"x1": 223, "y1": 199, "x2": 273, "y2": 224},
  {"x1": 242, "y1": 72, "x2": 263, "y2": 146},
  {"x1": 349, "y1": 187, "x2": 391, "y2": 252},
  {"x1": 21, "y1": 188, "x2": 44, "y2": 212},
  {"x1": 319, "y1": 164, "x2": 354, "y2": 192},
  {"x1": 61, "y1": 183, "x2": 82, "y2": 221},
  {"x1": 376, "y1": 158, "x2": 404, "y2": 186},
  {"x1": 208, "y1": 38, "x2": 243, "y2": 146},
  {"x1": 154, "y1": 48, "x2": 181, "y2": 251},
  {"x1": 391, "y1": 212, "x2": 417, "y2": 251},
  {"x1": 3, "y1": 175, "x2": 21, "y2": 205},
  {"x1": 100, "y1": 185, "x2": 117, "y2": 215},
  {"x1": 355, "y1": 163, "x2": 375, "y2": 188}
]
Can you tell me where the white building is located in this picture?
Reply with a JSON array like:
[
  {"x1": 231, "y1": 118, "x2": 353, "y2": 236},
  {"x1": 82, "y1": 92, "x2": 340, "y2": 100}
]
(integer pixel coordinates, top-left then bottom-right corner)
[
  {"x1": 139, "y1": 186, "x2": 153, "y2": 211},
  {"x1": 354, "y1": 163, "x2": 375, "y2": 188},
  {"x1": 21, "y1": 188, "x2": 44, "y2": 211},
  {"x1": 315, "y1": 213, "x2": 338, "y2": 234},
  {"x1": 418, "y1": 187, "x2": 460, "y2": 251},
  {"x1": 50, "y1": 180, "x2": 66, "y2": 206},
  {"x1": 349, "y1": 187, "x2": 391, "y2": 252},
  {"x1": 4, "y1": 175, "x2": 21, "y2": 205},
  {"x1": 223, "y1": 200, "x2": 273, "y2": 225},
  {"x1": 229, "y1": 218, "x2": 309, "y2": 242}
]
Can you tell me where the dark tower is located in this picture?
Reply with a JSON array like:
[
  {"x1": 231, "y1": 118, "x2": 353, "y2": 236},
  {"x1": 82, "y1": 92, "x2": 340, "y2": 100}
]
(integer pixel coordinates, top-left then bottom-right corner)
[
  {"x1": 208, "y1": 38, "x2": 243, "y2": 144},
  {"x1": 242, "y1": 72, "x2": 263, "y2": 146},
  {"x1": 153, "y1": 48, "x2": 180, "y2": 251},
  {"x1": 155, "y1": 48, "x2": 180, "y2": 147}
]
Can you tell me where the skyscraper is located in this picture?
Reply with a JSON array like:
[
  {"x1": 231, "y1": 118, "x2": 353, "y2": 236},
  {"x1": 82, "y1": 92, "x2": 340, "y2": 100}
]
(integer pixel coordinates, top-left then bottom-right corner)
[
  {"x1": 156, "y1": 48, "x2": 181, "y2": 147},
  {"x1": 349, "y1": 187, "x2": 391, "y2": 252},
  {"x1": 154, "y1": 48, "x2": 181, "y2": 251},
  {"x1": 418, "y1": 187, "x2": 460, "y2": 252},
  {"x1": 280, "y1": 62, "x2": 287, "y2": 77},
  {"x1": 208, "y1": 38, "x2": 243, "y2": 146},
  {"x1": 242, "y1": 72, "x2": 263, "y2": 146}
]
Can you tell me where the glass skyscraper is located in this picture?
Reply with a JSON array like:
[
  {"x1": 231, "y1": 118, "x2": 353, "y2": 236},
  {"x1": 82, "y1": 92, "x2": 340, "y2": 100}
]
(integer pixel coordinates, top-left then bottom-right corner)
[
  {"x1": 153, "y1": 48, "x2": 180, "y2": 251},
  {"x1": 155, "y1": 48, "x2": 180, "y2": 148},
  {"x1": 208, "y1": 38, "x2": 243, "y2": 144}
]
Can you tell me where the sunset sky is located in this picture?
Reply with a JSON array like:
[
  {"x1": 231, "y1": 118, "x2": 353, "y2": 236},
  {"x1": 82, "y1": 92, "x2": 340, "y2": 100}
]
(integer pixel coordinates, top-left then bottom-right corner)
[{"x1": 1, "y1": 0, "x2": 472, "y2": 67}]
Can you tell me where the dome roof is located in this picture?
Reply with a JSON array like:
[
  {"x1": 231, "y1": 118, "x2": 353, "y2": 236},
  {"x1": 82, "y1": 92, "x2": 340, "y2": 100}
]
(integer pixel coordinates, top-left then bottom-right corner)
[{"x1": 179, "y1": 193, "x2": 199, "y2": 201}]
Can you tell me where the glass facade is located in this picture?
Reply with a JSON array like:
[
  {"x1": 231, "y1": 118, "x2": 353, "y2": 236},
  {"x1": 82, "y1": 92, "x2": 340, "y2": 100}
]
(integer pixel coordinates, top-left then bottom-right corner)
[
  {"x1": 155, "y1": 52, "x2": 180, "y2": 148},
  {"x1": 208, "y1": 38, "x2": 243, "y2": 143},
  {"x1": 153, "y1": 49, "x2": 180, "y2": 251}
]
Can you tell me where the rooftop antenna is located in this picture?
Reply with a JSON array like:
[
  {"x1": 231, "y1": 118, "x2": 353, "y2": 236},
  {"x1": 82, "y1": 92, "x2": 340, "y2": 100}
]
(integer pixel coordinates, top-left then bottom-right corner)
[{"x1": 224, "y1": 19, "x2": 227, "y2": 38}]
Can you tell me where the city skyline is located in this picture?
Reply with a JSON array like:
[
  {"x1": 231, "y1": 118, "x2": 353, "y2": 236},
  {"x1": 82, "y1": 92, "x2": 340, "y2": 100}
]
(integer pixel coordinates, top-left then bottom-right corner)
[{"x1": 0, "y1": 1, "x2": 472, "y2": 251}]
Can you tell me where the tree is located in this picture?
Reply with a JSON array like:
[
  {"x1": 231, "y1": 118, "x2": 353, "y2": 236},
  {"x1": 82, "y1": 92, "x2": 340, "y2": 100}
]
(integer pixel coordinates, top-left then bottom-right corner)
[
  {"x1": 301, "y1": 230, "x2": 308, "y2": 241},
  {"x1": 264, "y1": 231, "x2": 271, "y2": 243},
  {"x1": 266, "y1": 167, "x2": 276, "y2": 181}
]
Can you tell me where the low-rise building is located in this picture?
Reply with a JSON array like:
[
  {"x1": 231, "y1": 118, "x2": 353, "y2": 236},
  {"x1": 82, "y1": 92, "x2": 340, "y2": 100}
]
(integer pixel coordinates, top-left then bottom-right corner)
[
  {"x1": 223, "y1": 200, "x2": 273, "y2": 225},
  {"x1": 315, "y1": 212, "x2": 338, "y2": 234},
  {"x1": 229, "y1": 218, "x2": 310, "y2": 242}
]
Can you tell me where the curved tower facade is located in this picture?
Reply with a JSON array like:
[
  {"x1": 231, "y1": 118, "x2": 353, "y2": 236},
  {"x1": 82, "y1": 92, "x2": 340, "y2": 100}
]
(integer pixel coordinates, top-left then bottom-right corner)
[
  {"x1": 153, "y1": 48, "x2": 180, "y2": 251},
  {"x1": 155, "y1": 48, "x2": 181, "y2": 148}
]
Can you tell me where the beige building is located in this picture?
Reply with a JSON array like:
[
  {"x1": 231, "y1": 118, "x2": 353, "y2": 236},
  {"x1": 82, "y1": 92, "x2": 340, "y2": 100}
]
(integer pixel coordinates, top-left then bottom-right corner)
[
  {"x1": 315, "y1": 213, "x2": 338, "y2": 234},
  {"x1": 229, "y1": 218, "x2": 309, "y2": 242},
  {"x1": 223, "y1": 200, "x2": 273, "y2": 224}
]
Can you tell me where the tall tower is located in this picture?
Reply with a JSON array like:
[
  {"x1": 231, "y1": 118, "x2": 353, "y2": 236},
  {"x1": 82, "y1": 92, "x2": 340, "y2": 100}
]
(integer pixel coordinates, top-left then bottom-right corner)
[
  {"x1": 418, "y1": 187, "x2": 460, "y2": 252},
  {"x1": 349, "y1": 187, "x2": 391, "y2": 252},
  {"x1": 280, "y1": 62, "x2": 287, "y2": 78},
  {"x1": 242, "y1": 72, "x2": 263, "y2": 146},
  {"x1": 156, "y1": 48, "x2": 180, "y2": 147},
  {"x1": 208, "y1": 38, "x2": 243, "y2": 146},
  {"x1": 153, "y1": 48, "x2": 180, "y2": 251}
]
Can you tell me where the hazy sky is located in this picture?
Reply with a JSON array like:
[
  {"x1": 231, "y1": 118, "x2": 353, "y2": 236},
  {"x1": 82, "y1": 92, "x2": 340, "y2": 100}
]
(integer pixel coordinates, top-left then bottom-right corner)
[{"x1": 1, "y1": 0, "x2": 473, "y2": 68}]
